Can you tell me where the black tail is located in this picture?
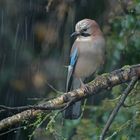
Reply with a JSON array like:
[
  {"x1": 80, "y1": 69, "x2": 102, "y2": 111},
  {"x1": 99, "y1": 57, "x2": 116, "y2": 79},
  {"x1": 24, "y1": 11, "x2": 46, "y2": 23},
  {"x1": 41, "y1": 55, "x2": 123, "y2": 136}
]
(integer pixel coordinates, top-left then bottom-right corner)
[
  {"x1": 62, "y1": 77, "x2": 81, "y2": 119},
  {"x1": 62, "y1": 101, "x2": 81, "y2": 119}
]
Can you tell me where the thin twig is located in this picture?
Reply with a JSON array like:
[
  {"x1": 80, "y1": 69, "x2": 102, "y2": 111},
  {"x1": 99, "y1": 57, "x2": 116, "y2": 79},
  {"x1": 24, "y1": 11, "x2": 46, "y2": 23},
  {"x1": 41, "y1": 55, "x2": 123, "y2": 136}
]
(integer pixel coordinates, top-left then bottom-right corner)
[
  {"x1": 0, "y1": 104, "x2": 66, "y2": 112},
  {"x1": 46, "y1": 0, "x2": 53, "y2": 12},
  {"x1": 59, "y1": 98, "x2": 75, "y2": 113},
  {"x1": 46, "y1": 83, "x2": 63, "y2": 94},
  {"x1": 0, "y1": 98, "x2": 74, "y2": 113},
  {"x1": 99, "y1": 76, "x2": 138, "y2": 140},
  {"x1": 123, "y1": 101, "x2": 140, "y2": 108},
  {"x1": 0, "y1": 126, "x2": 25, "y2": 136}
]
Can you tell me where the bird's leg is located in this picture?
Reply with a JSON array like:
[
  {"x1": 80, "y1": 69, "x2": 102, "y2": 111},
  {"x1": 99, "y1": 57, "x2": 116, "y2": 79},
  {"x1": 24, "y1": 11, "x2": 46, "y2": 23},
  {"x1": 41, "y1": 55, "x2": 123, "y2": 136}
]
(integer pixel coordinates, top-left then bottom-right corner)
[
  {"x1": 79, "y1": 78, "x2": 85, "y2": 87},
  {"x1": 79, "y1": 78, "x2": 88, "y2": 92}
]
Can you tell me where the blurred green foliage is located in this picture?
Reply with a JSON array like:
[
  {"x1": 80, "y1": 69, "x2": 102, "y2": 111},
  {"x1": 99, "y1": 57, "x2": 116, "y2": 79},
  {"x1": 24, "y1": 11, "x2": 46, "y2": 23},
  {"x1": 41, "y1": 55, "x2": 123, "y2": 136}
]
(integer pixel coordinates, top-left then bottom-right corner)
[{"x1": 0, "y1": 0, "x2": 140, "y2": 140}]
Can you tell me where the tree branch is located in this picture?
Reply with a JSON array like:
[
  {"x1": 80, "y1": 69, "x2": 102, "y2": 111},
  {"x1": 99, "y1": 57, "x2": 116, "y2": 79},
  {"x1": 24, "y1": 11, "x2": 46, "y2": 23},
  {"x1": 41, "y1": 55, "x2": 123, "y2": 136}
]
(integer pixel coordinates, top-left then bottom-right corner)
[
  {"x1": 99, "y1": 76, "x2": 138, "y2": 140},
  {"x1": 0, "y1": 64, "x2": 140, "y2": 132}
]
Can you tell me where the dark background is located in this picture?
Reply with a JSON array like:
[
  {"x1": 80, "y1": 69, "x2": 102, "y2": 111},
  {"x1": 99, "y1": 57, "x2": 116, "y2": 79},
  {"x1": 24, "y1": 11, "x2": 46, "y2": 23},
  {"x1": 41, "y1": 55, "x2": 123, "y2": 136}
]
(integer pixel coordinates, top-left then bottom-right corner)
[{"x1": 0, "y1": 0, "x2": 140, "y2": 139}]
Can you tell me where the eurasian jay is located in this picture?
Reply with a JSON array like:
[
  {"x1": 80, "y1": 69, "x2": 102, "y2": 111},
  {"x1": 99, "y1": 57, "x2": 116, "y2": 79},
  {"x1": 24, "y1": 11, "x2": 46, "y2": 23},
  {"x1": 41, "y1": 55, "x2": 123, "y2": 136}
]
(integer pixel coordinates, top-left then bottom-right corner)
[{"x1": 63, "y1": 19, "x2": 106, "y2": 119}]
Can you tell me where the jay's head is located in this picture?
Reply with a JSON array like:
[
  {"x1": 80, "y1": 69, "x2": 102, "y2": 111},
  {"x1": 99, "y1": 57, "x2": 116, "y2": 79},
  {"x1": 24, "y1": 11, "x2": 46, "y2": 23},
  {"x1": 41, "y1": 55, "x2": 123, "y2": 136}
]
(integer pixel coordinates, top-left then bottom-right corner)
[{"x1": 71, "y1": 19, "x2": 102, "y2": 37}]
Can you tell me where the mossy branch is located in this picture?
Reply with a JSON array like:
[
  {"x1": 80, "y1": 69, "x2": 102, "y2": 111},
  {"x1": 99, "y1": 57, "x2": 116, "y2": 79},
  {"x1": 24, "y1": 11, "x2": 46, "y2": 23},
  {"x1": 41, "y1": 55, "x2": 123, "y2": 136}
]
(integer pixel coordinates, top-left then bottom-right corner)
[{"x1": 0, "y1": 64, "x2": 140, "y2": 132}]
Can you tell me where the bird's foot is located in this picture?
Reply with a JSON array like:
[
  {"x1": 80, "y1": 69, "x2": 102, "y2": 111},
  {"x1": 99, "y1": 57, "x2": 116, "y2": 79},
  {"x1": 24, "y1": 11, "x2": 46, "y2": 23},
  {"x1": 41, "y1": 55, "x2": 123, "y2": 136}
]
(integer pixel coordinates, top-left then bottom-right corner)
[
  {"x1": 81, "y1": 83, "x2": 89, "y2": 93},
  {"x1": 79, "y1": 78, "x2": 89, "y2": 92}
]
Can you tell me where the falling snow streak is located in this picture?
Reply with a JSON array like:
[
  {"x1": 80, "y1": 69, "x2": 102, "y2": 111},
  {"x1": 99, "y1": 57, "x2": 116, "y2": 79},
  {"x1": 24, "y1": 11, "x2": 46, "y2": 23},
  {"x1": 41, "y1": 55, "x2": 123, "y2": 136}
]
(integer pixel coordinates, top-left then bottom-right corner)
[
  {"x1": 13, "y1": 23, "x2": 20, "y2": 69},
  {"x1": 25, "y1": 18, "x2": 28, "y2": 41},
  {"x1": 0, "y1": 54, "x2": 6, "y2": 77},
  {"x1": 1, "y1": 10, "x2": 4, "y2": 33}
]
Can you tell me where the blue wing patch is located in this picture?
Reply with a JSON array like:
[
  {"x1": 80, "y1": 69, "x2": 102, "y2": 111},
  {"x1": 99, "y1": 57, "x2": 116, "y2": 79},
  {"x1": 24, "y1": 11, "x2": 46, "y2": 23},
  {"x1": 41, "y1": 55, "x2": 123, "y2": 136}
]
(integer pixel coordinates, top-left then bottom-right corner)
[
  {"x1": 70, "y1": 47, "x2": 78, "y2": 66},
  {"x1": 66, "y1": 47, "x2": 78, "y2": 92}
]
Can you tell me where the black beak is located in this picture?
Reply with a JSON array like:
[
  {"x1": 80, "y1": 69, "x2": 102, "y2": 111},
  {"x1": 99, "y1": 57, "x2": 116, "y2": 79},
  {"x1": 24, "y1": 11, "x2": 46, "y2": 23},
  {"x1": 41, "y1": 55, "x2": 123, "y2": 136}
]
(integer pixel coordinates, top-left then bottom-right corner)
[{"x1": 70, "y1": 31, "x2": 81, "y2": 37}]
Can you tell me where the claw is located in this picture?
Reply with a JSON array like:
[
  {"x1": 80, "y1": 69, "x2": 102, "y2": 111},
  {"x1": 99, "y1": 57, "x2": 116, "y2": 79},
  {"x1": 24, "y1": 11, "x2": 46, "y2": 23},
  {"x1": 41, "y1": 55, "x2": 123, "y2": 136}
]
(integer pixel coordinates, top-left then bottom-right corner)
[{"x1": 79, "y1": 78, "x2": 88, "y2": 92}]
